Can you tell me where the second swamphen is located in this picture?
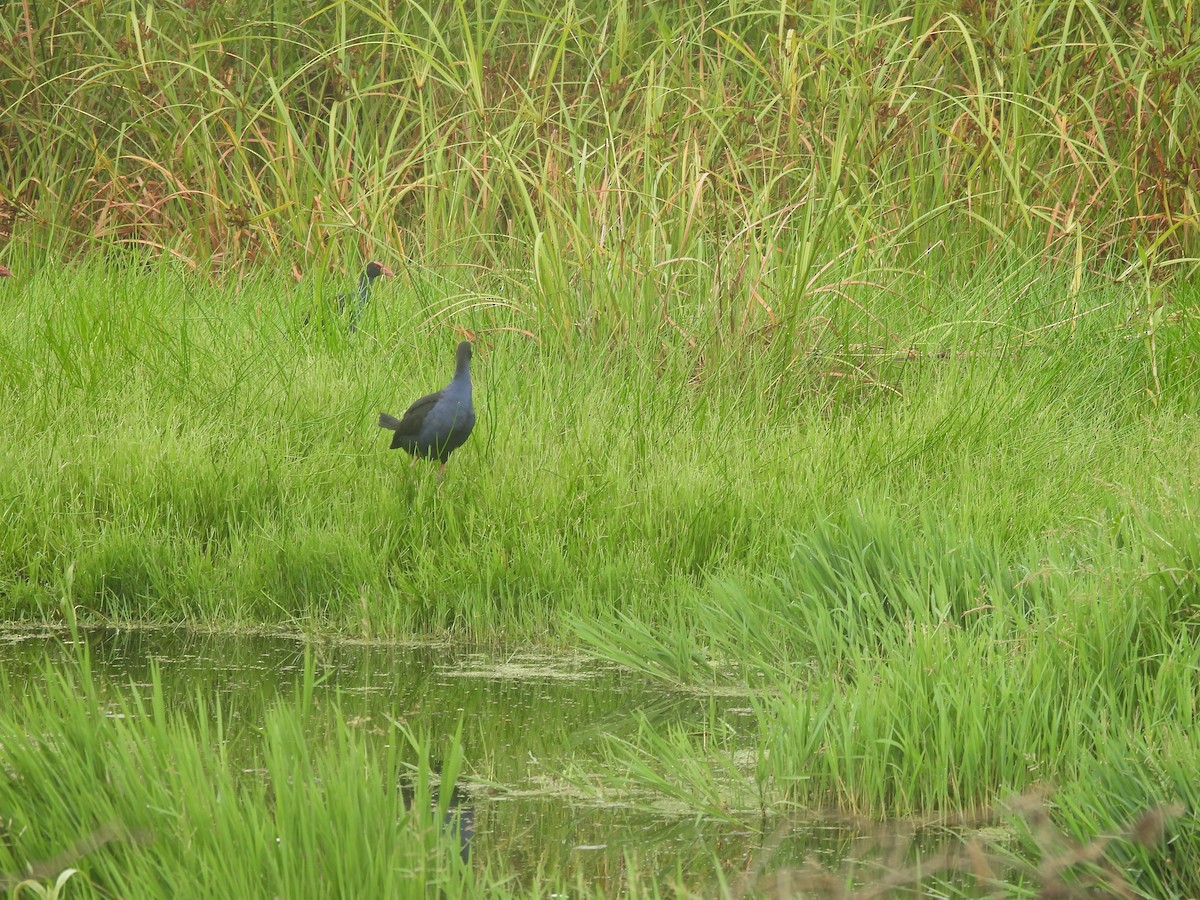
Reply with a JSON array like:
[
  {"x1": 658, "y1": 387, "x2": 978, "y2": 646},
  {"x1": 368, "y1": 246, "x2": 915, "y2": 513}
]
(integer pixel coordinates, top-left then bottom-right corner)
[
  {"x1": 379, "y1": 341, "x2": 476, "y2": 478},
  {"x1": 340, "y1": 260, "x2": 393, "y2": 332}
]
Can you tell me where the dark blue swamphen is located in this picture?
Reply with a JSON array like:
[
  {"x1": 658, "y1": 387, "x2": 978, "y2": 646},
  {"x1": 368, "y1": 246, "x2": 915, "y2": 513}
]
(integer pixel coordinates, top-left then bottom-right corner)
[
  {"x1": 340, "y1": 260, "x2": 393, "y2": 332},
  {"x1": 379, "y1": 341, "x2": 476, "y2": 479},
  {"x1": 305, "y1": 260, "x2": 393, "y2": 331}
]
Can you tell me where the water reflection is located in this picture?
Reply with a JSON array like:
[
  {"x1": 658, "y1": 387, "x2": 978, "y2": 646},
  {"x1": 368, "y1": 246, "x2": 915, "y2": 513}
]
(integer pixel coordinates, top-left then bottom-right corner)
[
  {"x1": 0, "y1": 626, "x2": 883, "y2": 891},
  {"x1": 401, "y1": 778, "x2": 475, "y2": 864}
]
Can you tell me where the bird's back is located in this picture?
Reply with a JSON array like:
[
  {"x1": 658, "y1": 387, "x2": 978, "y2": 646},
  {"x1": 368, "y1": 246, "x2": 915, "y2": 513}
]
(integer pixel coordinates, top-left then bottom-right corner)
[{"x1": 419, "y1": 383, "x2": 475, "y2": 461}]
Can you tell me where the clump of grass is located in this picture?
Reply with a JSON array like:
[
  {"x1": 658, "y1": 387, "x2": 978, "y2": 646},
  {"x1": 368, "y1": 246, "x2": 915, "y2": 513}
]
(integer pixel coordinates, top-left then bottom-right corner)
[
  {"x1": 572, "y1": 509, "x2": 1200, "y2": 894},
  {"x1": 0, "y1": 649, "x2": 491, "y2": 898}
]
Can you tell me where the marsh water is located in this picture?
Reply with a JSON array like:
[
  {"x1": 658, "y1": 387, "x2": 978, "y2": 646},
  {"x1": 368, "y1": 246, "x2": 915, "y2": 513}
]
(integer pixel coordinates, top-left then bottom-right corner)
[{"x1": 0, "y1": 627, "x2": 962, "y2": 892}]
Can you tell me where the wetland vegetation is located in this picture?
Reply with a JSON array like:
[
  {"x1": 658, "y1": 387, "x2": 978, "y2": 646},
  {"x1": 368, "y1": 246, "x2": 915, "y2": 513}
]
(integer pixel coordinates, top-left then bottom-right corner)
[{"x1": 1, "y1": 0, "x2": 1198, "y2": 895}]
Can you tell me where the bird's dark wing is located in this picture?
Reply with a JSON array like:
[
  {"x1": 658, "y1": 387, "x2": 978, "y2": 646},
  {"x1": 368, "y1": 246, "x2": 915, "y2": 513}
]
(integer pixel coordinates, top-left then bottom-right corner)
[{"x1": 394, "y1": 390, "x2": 443, "y2": 435}]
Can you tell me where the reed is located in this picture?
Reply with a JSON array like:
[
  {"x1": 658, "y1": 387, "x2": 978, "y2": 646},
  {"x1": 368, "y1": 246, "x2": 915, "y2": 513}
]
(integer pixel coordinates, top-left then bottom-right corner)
[
  {"x1": 2, "y1": 0, "x2": 1196, "y2": 338},
  {"x1": 0, "y1": 648, "x2": 497, "y2": 898}
]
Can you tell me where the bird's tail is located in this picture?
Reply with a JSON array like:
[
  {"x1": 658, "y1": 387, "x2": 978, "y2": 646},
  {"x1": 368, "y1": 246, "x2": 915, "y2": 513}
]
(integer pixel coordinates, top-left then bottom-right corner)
[{"x1": 378, "y1": 412, "x2": 403, "y2": 430}]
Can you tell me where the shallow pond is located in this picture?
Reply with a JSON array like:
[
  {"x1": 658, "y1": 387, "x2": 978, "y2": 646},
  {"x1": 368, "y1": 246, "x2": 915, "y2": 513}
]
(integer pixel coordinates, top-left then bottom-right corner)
[{"x1": 0, "y1": 627, "x2": 967, "y2": 894}]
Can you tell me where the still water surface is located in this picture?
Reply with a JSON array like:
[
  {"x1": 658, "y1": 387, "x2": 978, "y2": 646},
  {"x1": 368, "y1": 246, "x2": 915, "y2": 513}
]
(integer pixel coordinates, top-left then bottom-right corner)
[{"x1": 0, "y1": 627, "x2": 937, "y2": 892}]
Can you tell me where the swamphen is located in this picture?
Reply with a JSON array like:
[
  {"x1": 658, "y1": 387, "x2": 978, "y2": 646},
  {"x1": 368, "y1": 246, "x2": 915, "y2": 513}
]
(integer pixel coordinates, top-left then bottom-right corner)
[
  {"x1": 340, "y1": 260, "x2": 393, "y2": 332},
  {"x1": 379, "y1": 341, "x2": 476, "y2": 479}
]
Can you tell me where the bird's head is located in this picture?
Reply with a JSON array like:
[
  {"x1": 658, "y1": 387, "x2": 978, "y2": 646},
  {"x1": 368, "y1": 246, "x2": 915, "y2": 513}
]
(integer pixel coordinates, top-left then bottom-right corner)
[{"x1": 365, "y1": 260, "x2": 394, "y2": 281}]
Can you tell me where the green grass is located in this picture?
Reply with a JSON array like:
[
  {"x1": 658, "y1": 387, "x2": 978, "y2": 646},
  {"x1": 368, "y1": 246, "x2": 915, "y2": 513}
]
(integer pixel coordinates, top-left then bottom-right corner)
[
  {"x1": 1, "y1": 259, "x2": 1196, "y2": 638},
  {"x1": 0, "y1": 647, "x2": 496, "y2": 898},
  {"x1": 0, "y1": 259, "x2": 1197, "y2": 895},
  {"x1": 3, "y1": 0, "x2": 1200, "y2": 893},
  {"x1": 571, "y1": 511, "x2": 1200, "y2": 894}
]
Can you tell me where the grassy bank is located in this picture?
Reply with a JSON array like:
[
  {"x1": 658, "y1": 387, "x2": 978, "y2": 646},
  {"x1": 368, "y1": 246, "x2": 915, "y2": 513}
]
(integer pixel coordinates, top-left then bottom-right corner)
[
  {"x1": 576, "y1": 513, "x2": 1200, "y2": 893},
  {"x1": 1, "y1": 260, "x2": 1197, "y2": 636}
]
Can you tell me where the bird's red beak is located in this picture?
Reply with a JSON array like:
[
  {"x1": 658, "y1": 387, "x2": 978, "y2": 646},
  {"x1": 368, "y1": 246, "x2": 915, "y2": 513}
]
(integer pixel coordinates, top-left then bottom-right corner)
[
  {"x1": 0, "y1": 265, "x2": 12, "y2": 277},
  {"x1": 380, "y1": 265, "x2": 394, "y2": 277}
]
